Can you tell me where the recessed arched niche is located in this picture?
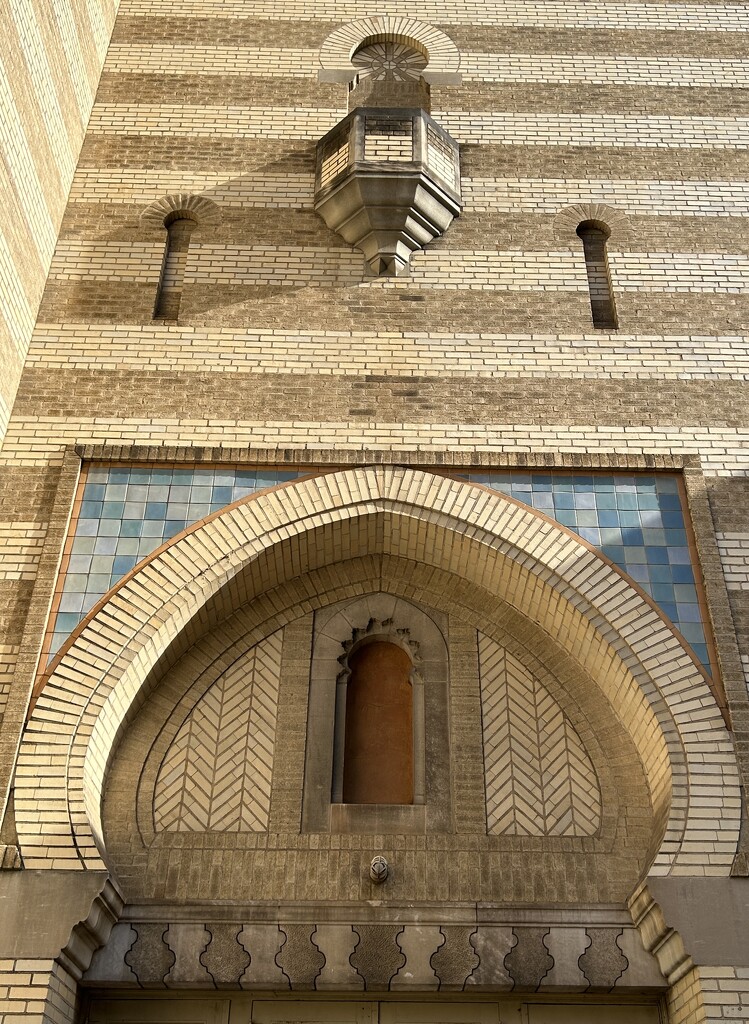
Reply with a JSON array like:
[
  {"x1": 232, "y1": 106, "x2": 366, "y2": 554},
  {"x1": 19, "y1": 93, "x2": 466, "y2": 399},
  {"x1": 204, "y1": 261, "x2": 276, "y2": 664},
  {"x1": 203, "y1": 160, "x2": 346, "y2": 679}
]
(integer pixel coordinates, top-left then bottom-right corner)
[{"x1": 303, "y1": 594, "x2": 448, "y2": 835}]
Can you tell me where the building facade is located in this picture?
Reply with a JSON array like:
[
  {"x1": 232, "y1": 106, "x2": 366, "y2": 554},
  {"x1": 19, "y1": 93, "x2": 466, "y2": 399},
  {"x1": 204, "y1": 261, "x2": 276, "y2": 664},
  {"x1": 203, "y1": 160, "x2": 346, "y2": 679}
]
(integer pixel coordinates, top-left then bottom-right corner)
[{"x1": 1, "y1": 0, "x2": 749, "y2": 1022}]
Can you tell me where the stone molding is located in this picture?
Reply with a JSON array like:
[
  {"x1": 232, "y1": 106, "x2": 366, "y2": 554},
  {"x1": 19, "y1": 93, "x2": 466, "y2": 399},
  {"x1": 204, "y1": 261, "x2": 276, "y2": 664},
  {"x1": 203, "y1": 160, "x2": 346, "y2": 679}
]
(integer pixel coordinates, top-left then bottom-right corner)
[
  {"x1": 15, "y1": 466, "x2": 739, "y2": 873},
  {"x1": 60, "y1": 878, "x2": 124, "y2": 981}
]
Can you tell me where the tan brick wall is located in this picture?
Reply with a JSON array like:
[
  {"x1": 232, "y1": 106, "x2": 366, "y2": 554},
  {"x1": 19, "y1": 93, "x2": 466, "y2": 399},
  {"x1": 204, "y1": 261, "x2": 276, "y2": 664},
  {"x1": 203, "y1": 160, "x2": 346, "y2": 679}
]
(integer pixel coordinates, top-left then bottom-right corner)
[
  {"x1": 0, "y1": 0, "x2": 119, "y2": 444},
  {"x1": 0, "y1": 960, "x2": 77, "y2": 1024},
  {"x1": 1, "y1": 0, "x2": 749, "y2": 1019}
]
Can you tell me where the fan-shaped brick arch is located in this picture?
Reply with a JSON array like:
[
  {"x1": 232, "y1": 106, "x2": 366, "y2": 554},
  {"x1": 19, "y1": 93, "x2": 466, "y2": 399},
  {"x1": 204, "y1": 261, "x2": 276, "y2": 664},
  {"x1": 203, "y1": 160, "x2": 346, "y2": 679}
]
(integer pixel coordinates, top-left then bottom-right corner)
[
  {"x1": 319, "y1": 17, "x2": 461, "y2": 79},
  {"x1": 554, "y1": 202, "x2": 631, "y2": 244},
  {"x1": 140, "y1": 192, "x2": 222, "y2": 230},
  {"x1": 16, "y1": 467, "x2": 739, "y2": 875}
]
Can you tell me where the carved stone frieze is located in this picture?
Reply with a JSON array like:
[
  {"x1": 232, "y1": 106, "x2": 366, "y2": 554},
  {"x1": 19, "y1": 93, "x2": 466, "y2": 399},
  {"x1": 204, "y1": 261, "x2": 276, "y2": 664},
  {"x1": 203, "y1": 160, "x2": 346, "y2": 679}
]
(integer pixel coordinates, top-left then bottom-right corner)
[
  {"x1": 430, "y1": 927, "x2": 479, "y2": 990},
  {"x1": 467, "y1": 927, "x2": 514, "y2": 990},
  {"x1": 313, "y1": 925, "x2": 363, "y2": 990},
  {"x1": 277, "y1": 925, "x2": 326, "y2": 990},
  {"x1": 200, "y1": 925, "x2": 251, "y2": 987},
  {"x1": 124, "y1": 924, "x2": 175, "y2": 987},
  {"x1": 392, "y1": 926, "x2": 442, "y2": 989},
  {"x1": 504, "y1": 928, "x2": 554, "y2": 990},
  {"x1": 579, "y1": 928, "x2": 629, "y2": 990},
  {"x1": 238, "y1": 925, "x2": 287, "y2": 989},
  {"x1": 88, "y1": 918, "x2": 665, "y2": 993},
  {"x1": 165, "y1": 925, "x2": 212, "y2": 987},
  {"x1": 350, "y1": 925, "x2": 406, "y2": 990}
]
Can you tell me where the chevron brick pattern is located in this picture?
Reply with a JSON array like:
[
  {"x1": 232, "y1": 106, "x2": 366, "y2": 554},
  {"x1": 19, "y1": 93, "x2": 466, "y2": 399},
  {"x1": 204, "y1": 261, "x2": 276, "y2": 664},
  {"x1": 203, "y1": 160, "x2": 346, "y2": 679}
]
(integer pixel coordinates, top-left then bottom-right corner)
[
  {"x1": 478, "y1": 634, "x2": 601, "y2": 836},
  {"x1": 153, "y1": 631, "x2": 283, "y2": 832}
]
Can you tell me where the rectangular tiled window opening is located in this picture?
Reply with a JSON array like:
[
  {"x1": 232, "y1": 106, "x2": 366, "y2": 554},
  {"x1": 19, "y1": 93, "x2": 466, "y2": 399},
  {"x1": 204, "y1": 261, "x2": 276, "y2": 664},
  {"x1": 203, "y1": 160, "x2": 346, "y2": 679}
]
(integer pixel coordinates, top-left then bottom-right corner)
[{"x1": 44, "y1": 464, "x2": 713, "y2": 677}]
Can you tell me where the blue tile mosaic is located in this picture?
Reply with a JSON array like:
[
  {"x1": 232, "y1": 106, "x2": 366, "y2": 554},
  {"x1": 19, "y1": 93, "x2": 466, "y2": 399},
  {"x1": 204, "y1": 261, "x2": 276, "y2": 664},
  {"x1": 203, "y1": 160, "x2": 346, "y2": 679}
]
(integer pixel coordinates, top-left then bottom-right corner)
[
  {"x1": 458, "y1": 471, "x2": 710, "y2": 672},
  {"x1": 48, "y1": 466, "x2": 711, "y2": 675},
  {"x1": 48, "y1": 466, "x2": 303, "y2": 658}
]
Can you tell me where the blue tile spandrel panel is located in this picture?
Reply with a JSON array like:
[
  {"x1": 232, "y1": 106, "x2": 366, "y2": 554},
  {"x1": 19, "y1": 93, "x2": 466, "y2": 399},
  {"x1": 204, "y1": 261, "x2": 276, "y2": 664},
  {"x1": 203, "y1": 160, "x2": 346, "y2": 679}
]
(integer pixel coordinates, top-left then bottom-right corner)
[
  {"x1": 49, "y1": 466, "x2": 304, "y2": 658},
  {"x1": 51, "y1": 466, "x2": 710, "y2": 675},
  {"x1": 458, "y1": 471, "x2": 710, "y2": 673}
]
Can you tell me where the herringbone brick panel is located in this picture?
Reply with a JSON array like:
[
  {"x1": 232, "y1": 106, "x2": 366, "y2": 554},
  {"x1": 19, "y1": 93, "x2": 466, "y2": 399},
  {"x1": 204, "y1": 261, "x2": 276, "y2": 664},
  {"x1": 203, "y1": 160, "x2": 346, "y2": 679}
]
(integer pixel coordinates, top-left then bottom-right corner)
[
  {"x1": 478, "y1": 634, "x2": 601, "y2": 836},
  {"x1": 153, "y1": 631, "x2": 283, "y2": 831}
]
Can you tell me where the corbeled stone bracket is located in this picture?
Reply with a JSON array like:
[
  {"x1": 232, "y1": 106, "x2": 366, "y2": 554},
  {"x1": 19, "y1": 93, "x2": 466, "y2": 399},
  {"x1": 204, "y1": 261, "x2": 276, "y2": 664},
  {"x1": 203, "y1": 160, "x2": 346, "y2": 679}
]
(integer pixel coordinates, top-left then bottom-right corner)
[{"x1": 314, "y1": 107, "x2": 462, "y2": 277}]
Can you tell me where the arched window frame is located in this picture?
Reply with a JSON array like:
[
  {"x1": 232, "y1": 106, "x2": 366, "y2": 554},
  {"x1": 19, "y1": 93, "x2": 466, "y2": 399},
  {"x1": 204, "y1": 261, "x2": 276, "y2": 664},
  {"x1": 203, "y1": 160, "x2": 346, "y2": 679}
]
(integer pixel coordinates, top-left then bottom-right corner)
[{"x1": 140, "y1": 193, "x2": 221, "y2": 323}]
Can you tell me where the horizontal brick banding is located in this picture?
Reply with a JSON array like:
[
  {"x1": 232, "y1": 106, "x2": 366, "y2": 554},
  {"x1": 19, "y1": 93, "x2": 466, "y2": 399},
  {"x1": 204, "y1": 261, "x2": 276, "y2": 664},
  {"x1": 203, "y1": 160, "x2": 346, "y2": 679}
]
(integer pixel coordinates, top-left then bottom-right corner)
[
  {"x1": 54, "y1": 202, "x2": 749, "y2": 254},
  {"x1": 25, "y1": 324, "x2": 749, "y2": 381},
  {"x1": 110, "y1": 15, "x2": 339, "y2": 46},
  {"x1": 12, "y1": 368, "x2": 749, "y2": 428},
  {"x1": 90, "y1": 74, "x2": 749, "y2": 118},
  {"x1": 86, "y1": 104, "x2": 749, "y2": 149},
  {"x1": 436, "y1": 84, "x2": 749, "y2": 117},
  {"x1": 64, "y1": 171, "x2": 749, "y2": 220},
  {"x1": 94, "y1": 71, "x2": 344, "y2": 108},
  {"x1": 37, "y1": 280, "x2": 749, "y2": 336},
  {"x1": 109, "y1": 18, "x2": 749, "y2": 58},
  {"x1": 462, "y1": 144, "x2": 749, "y2": 178},
  {"x1": 78, "y1": 135, "x2": 316, "y2": 171},
  {"x1": 3, "y1": 421, "x2": 748, "y2": 474},
  {"x1": 115, "y1": 0, "x2": 749, "y2": 33},
  {"x1": 75, "y1": 136, "x2": 749, "y2": 180},
  {"x1": 43, "y1": 239, "x2": 749, "y2": 295},
  {"x1": 446, "y1": 25, "x2": 749, "y2": 56},
  {"x1": 103, "y1": 44, "x2": 749, "y2": 90},
  {"x1": 59, "y1": 204, "x2": 335, "y2": 245}
]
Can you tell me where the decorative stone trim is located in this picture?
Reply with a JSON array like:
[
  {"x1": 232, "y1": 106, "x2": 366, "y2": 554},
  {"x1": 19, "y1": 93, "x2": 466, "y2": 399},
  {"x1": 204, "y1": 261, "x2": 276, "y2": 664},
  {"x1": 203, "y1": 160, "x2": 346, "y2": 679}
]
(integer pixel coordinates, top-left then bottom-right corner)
[
  {"x1": 60, "y1": 879, "x2": 124, "y2": 982},
  {"x1": 85, "y1": 914, "x2": 666, "y2": 992},
  {"x1": 319, "y1": 18, "x2": 461, "y2": 83},
  {"x1": 74, "y1": 443, "x2": 699, "y2": 470},
  {"x1": 15, "y1": 466, "x2": 740, "y2": 874}
]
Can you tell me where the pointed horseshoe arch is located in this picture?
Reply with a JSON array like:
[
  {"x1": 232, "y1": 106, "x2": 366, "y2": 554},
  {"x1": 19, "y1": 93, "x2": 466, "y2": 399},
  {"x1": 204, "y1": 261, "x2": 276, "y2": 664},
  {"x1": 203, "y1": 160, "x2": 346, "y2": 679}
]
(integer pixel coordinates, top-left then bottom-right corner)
[{"x1": 16, "y1": 466, "x2": 739, "y2": 874}]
